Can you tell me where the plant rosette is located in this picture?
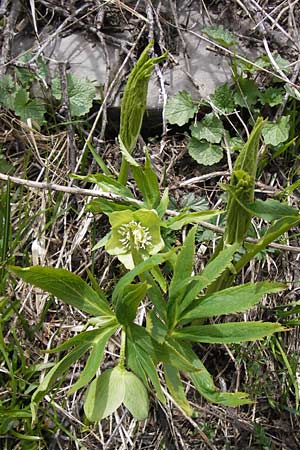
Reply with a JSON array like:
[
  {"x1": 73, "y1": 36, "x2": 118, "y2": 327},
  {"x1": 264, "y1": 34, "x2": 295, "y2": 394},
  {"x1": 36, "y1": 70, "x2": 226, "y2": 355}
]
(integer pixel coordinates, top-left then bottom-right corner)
[{"x1": 105, "y1": 209, "x2": 164, "y2": 269}]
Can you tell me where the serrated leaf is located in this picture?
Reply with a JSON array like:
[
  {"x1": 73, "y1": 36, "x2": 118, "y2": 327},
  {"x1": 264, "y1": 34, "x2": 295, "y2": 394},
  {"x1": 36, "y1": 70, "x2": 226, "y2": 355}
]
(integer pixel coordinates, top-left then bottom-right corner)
[
  {"x1": 210, "y1": 82, "x2": 235, "y2": 113},
  {"x1": 123, "y1": 370, "x2": 149, "y2": 420},
  {"x1": 84, "y1": 367, "x2": 125, "y2": 421},
  {"x1": 52, "y1": 74, "x2": 96, "y2": 117},
  {"x1": 165, "y1": 91, "x2": 198, "y2": 126},
  {"x1": 259, "y1": 87, "x2": 284, "y2": 106},
  {"x1": 190, "y1": 113, "x2": 224, "y2": 143},
  {"x1": 14, "y1": 88, "x2": 46, "y2": 124},
  {"x1": 174, "y1": 321, "x2": 286, "y2": 344},
  {"x1": 188, "y1": 138, "x2": 223, "y2": 166},
  {"x1": 164, "y1": 365, "x2": 193, "y2": 416},
  {"x1": 181, "y1": 281, "x2": 285, "y2": 321},
  {"x1": 10, "y1": 266, "x2": 112, "y2": 317},
  {"x1": 234, "y1": 79, "x2": 259, "y2": 107},
  {"x1": 262, "y1": 116, "x2": 290, "y2": 146},
  {"x1": 202, "y1": 25, "x2": 235, "y2": 48},
  {"x1": 246, "y1": 198, "x2": 299, "y2": 221}
]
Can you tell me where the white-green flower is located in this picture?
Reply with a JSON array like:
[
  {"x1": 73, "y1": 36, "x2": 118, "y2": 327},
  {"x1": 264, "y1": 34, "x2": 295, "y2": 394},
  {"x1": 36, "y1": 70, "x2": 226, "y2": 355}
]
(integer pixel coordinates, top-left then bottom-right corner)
[{"x1": 105, "y1": 209, "x2": 164, "y2": 269}]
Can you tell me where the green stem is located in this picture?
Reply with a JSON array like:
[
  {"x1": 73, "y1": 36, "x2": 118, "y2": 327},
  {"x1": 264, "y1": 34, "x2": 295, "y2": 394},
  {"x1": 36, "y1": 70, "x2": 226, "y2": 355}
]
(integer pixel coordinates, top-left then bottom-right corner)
[
  {"x1": 118, "y1": 159, "x2": 129, "y2": 186},
  {"x1": 118, "y1": 329, "x2": 127, "y2": 370}
]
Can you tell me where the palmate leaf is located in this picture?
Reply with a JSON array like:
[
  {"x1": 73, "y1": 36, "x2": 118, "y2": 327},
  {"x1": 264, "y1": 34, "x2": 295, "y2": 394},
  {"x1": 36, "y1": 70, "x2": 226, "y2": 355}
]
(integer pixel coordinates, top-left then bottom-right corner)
[
  {"x1": 180, "y1": 281, "x2": 285, "y2": 321},
  {"x1": 173, "y1": 321, "x2": 286, "y2": 344},
  {"x1": 10, "y1": 266, "x2": 112, "y2": 317}
]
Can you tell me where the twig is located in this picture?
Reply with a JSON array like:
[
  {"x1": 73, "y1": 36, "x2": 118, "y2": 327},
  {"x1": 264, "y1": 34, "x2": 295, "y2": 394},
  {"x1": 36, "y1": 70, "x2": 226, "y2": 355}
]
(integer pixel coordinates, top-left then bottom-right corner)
[
  {"x1": 1, "y1": 171, "x2": 300, "y2": 253},
  {"x1": 58, "y1": 62, "x2": 77, "y2": 171},
  {"x1": 0, "y1": 0, "x2": 20, "y2": 78}
]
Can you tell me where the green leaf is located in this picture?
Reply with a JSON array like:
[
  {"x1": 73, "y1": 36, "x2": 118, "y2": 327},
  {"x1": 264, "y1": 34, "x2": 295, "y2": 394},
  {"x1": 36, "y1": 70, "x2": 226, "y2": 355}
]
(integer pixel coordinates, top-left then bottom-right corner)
[
  {"x1": 123, "y1": 370, "x2": 149, "y2": 420},
  {"x1": 14, "y1": 88, "x2": 46, "y2": 124},
  {"x1": 234, "y1": 215, "x2": 300, "y2": 272},
  {"x1": 187, "y1": 138, "x2": 223, "y2": 166},
  {"x1": 234, "y1": 79, "x2": 260, "y2": 107},
  {"x1": 174, "y1": 321, "x2": 286, "y2": 344},
  {"x1": 176, "y1": 342, "x2": 252, "y2": 406},
  {"x1": 132, "y1": 151, "x2": 161, "y2": 209},
  {"x1": 164, "y1": 210, "x2": 222, "y2": 230},
  {"x1": 84, "y1": 366, "x2": 125, "y2": 421},
  {"x1": 115, "y1": 282, "x2": 148, "y2": 325},
  {"x1": 190, "y1": 113, "x2": 224, "y2": 144},
  {"x1": 259, "y1": 87, "x2": 284, "y2": 106},
  {"x1": 202, "y1": 25, "x2": 235, "y2": 48},
  {"x1": 181, "y1": 282, "x2": 285, "y2": 321},
  {"x1": 0, "y1": 74, "x2": 17, "y2": 110},
  {"x1": 156, "y1": 188, "x2": 169, "y2": 218},
  {"x1": 127, "y1": 327, "x2": 165, "y2": 403},
  {"x1": 178, "y1": 243, "x2": 243, "y2": 315},
  {"x1": 246, "y1": 199, "x2": 299, "y2": 221},
  {"x1": 164, "y1": 365, "x2": 193, "y2": 415},
  {"x1": 69, "y1": 325, "x2": 117, "y2": 394},
  {"x1": 87, "y1": 199, "x2": 133, "y2": 214},
  {"x1": 31, "y1": 343, "x2": 90, "y2": 422},
  {"x1": 210, "y1": 83, "x2": 235, "y2": 113},
  {"x1": 71, "y1": 173, "x2": 133, "y2": 198},
  {"x1": 146, "y1": 310, "x2": 167, "y2": 344},
  {"x1": 262, "y1": 116, "x2": 290, "y2": 146},
  {"x1": 165, "y1": 91, "x2": 198, "y2": 126},
  {"x1": 159, "y1": 337, "x2": 201, "y2": 372},
  {"x1": 10, "y1": 266, "x2": 112, "y2": 317},
  {"x1": 112, "y1": 252, "x2": 171, "y2": 304},
  {"x1": 52, "y1": 74, "x2": 96, "y2": 117},
  {"x1": 167, "y1": 227, "x2": 197, "y2": 328},
  {"x1": 119, "y1": 136, "x2": 140, "y2": 166}
]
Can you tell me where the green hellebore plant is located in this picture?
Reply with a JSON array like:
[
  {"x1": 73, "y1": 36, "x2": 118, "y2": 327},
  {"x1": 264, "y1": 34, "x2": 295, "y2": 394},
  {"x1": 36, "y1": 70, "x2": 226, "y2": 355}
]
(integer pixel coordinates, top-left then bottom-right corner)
[{"x1": 105, "y1": 209, "x2": 164, "y2": 269}]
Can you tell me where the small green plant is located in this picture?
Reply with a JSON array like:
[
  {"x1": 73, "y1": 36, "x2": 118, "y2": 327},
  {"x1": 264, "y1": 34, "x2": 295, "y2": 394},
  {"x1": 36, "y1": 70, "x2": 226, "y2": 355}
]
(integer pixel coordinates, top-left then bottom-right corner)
[
  {"x1": 8, "y1": 39, "x2": 300, "y2": 426},
  {"x1": 0, "y1": 53, "x2": 96, "y2": 125}
]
